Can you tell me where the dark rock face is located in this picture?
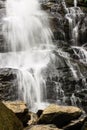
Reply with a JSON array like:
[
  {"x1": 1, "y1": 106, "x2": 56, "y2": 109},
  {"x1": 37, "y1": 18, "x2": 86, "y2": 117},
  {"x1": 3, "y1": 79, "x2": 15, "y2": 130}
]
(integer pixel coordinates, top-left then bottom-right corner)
[
  {"x1": 0, "y1": 0, "x2": 5, "y2": 52},
  {"x1": 42, "y1": 0, "x2": 87, "y2": 46},
  {"x1": 40, "y1": 0, "x2": 87, "y2": 113},
  {"x1": 0, "y1": 101, "x2": 23, "y2": 130},
  {"x1": 0, "y1": 68, "x2": 18, "y2": 101},
  {"x1": 81, "y1": 121, "x2": 87, "y2": 130},
  {"x1": 63, "y1": 115, "x2": 87, "y2": 130},
  {"x1": 41, "y1": 47, "x2": 87, "y2": 112},
  {"x1": 66, "y1": 0, "x2": 87, "y2": 9},
  {"x1": 35, "y1": 104, "x2": 87, "y2": 130},
  {"x1": 38, "y1": 104, "x2": 82, "y2": 127}
]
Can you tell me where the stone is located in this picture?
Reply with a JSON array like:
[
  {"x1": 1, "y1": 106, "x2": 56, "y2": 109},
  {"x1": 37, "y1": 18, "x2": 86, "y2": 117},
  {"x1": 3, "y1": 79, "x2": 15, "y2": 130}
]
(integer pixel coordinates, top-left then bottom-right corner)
[
  {"x1": 0, "y1": 68, "x2": 18, "y2": 101},
  {"x1": 28, "y1": 112, "x2": 38, "y2": 125},
  {"x1": 41, "y1": 2, "x2": 54, "y2": 10},
  {"x1": 38, "y1": 104, "x2": 82, "y2": 128},
  {"x1": 65, "y1": 0, "x2": 87, "y2": 13},
  {"x1": 24, "y1": 124, "x2": 62, "y2": 130},
  {"x1": 63, "y1": 115, "x2": 87, "y2": 130},
  {"x1": 0, "y1": 102, "x2": 23, "y2": 130},
  {"x1": 3, "y1": 101, "x2": 30, "y2": 127},
  {"x1": 0, "y1": 0, "x2": 5, "y2": 8}
]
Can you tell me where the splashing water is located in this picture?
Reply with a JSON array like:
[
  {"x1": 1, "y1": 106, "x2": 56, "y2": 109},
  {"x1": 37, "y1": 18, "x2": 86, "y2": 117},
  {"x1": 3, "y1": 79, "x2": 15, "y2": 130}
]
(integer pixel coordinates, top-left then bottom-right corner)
[
  {"x1": 3, "y1": 0, "x2": 53, "y2": 51},
  {"x1": 1, "y1": 0, "x2": 55, "y2": 111}
]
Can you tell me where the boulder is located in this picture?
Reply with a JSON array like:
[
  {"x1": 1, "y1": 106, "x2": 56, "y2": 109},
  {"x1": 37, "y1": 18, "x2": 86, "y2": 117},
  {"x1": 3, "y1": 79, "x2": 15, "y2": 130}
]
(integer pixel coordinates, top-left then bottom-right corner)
[
  {"x1": 24, "y1": 124, "x2": 62, "y2": 130},
  {"x1": 3, "y1": 101, "x2": 30, "y2": 127},
  {"x1": 0, "y1": 101, "x2": 23, "y2": 130},
  {"x1": 38, "y1": 104, "x2": 82, "y2": 127}
]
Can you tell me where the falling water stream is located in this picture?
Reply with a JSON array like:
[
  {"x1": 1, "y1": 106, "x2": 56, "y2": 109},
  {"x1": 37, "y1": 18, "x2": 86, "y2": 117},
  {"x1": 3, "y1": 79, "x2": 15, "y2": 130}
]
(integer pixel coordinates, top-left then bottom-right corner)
[
  {"x1": 0, "y1": 0, "x2": 87, "y2": 111},
  {"x1": 1, "y1": 0, "x2": 55, "y2": 111},
  {"x1": 65, "y1": 0, "x2": 84, "y2": 45}
]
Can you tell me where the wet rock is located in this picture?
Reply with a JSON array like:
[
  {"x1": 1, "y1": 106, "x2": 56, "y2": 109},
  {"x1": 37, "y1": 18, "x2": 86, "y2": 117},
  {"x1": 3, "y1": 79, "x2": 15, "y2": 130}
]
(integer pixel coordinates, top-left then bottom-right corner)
[
  {"x1": 0, "y1": 68, "x2": 18, "y2": 101},
  {"x1": 37, "y1": 110, "x2": 43, "y2": 117},
  {"x1": 63, "y1": 114, "x2": 87, "y2": 130},
  {"x1": 65, "y1": 0, "x2": 87, "y2": 13},
  {"x1": 28, "y1": 112, "x2": 38, "y2": 125},
  {"x1": 0, "y1": 0, "x2": 5, "y2": 9},
  {"x1": 24, "y1": 124, "x2": 62, "y2": 130},
  {"x1": 49, "y1": 15, "x2": 65, "y2": 41},
  {"x1": 41, "y1": 2, "x2": 54, "y2": 10},
  {"x1": 3, "y1": 101, "x2": 30, "y2": 127},
  {"x1": 38, "y1": 104, "x2": 82, "y2": 127},
  {"x1": 81, "y1": 121, "x2": 87, "y2": 130},
  {"x1": 0, "y1": 101, "x2": 23, "y2": 130},
  {"x1": 0, "y1": 1, "x2": 6, "y2": 52}
]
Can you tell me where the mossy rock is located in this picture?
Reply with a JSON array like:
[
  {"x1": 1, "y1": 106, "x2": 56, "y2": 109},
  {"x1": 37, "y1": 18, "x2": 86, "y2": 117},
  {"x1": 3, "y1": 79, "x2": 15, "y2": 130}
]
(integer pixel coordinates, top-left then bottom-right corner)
[{"x1": 0, "y1": 102, "x2": 23, "y2": 130}]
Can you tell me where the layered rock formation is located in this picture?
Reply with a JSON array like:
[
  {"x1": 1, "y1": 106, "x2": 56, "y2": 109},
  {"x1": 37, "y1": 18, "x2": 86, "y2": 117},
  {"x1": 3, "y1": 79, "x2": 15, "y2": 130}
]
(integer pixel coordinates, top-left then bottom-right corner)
[{"x1": 41, "y1": 0, "x2": 87, "y2": 112}]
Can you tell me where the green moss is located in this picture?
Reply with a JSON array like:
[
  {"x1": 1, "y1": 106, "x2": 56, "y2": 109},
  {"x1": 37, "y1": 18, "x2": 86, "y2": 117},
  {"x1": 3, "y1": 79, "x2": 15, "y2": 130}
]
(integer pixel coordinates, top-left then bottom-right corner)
[{"x1": 0, "y1": 102, "x2": 23, "y2": 130}]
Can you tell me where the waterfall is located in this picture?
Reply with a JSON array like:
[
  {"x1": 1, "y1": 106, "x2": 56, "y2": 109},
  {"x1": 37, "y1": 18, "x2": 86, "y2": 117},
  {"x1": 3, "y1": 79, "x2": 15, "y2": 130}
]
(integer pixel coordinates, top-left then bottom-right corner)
[
  {"x1": 3, "y1": 0, "x2": 53, "y2": 51},
  {"x1": 1, "y1": 0, "x2": 55, "y2": 111},
  {"x1": 0, "y1": 0, "x2": 87, "y2": 111},
  {"x1": 65, "y1": 0, "x2": 84, "y2": 45}
]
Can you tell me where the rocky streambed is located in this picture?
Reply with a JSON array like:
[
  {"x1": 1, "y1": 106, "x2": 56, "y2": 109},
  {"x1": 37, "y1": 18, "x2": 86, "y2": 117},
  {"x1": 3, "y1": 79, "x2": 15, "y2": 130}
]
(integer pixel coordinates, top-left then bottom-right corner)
[{"x1": 1, "y1": 101, "x2": 87, "y2": 130}]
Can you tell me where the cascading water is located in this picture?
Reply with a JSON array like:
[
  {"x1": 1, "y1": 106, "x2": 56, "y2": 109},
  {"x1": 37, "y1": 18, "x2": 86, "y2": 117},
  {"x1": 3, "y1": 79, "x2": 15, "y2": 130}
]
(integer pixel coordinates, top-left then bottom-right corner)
[
  {"x1": 0, "y1": 0, "x2": 55, "y2": 111},
  {"x1": 0, "y1": 0, "x2": 87, "y2": 112},
  {"x1": 64, "y1": 0, "x2": 84, "y2": 45},
  {"x1": 3, "y1": 0, "x2": 53, "y2": 51},
  {"x1": 74, "y1": 0, "x2": 77, "y2": 8},
  {"x1": 43, "y1": 0, "x2": 87, "y2": 108}
]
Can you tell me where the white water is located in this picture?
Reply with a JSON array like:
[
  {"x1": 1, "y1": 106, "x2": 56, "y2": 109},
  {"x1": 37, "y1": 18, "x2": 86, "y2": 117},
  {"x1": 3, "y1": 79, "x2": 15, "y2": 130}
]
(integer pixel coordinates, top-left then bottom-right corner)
[
  {"x1": 3, "y1": 0, "x2": 53, "y2": 51},
  {"x1": 0, "y1": 0, "x2": 87, "y2": 111},
  {"x1": 65, "y1": 0, "x2": 84, "y2": 45},
  {"x1": 56, "y1": 49, "x2": 78, "y2": 79},
  {"x1": 74, "y1": 0, "x2": 77, "y2": 8},
  {"x1": 1, "y1": 0, "x2": 55, "y2": 111}
]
